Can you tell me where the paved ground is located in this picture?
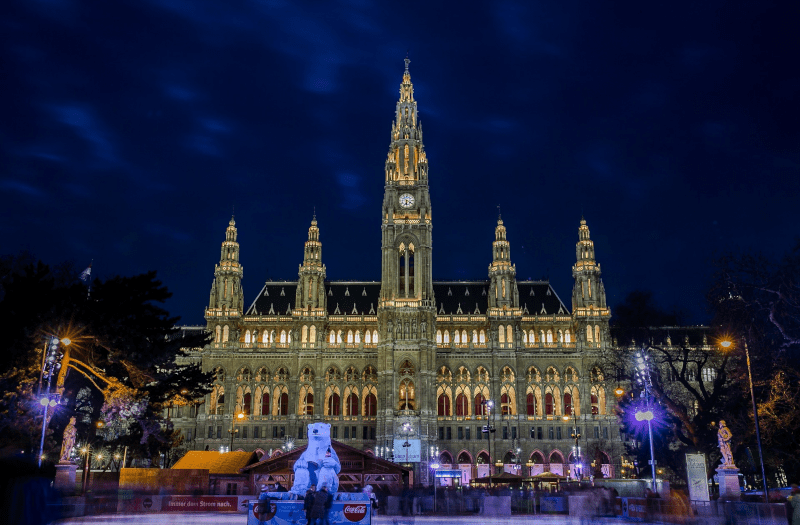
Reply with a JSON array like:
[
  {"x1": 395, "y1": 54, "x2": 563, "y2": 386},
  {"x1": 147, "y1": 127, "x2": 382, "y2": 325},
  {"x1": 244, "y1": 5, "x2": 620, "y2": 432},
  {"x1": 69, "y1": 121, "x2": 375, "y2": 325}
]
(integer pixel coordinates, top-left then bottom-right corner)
[{"x1": 54, "y1": 513, "x2": 638, "y2": 525}]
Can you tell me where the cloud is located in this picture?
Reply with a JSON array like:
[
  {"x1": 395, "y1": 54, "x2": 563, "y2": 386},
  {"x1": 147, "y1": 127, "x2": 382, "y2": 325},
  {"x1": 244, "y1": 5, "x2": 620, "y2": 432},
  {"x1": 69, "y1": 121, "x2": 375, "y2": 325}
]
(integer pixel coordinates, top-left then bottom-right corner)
[
  {"x1": 49, "y1": 103, "x2": 119, "y2": 165},
  {"x1": 0, "y1": 179, "x2": 44, "y2": 197}
]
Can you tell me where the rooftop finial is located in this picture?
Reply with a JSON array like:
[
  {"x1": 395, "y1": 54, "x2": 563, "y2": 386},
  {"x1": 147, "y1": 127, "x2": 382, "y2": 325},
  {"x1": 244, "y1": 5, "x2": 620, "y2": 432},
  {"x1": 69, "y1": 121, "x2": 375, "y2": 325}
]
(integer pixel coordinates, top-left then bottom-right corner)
[
  {"x1": 313, "y1": 206, "x2": 316, "y2": 220},
  {"x1": 497, "y1": 205, "x2": 502, "y2": 221},
  {"x1": 404, "y1": 53, "x2": 410, "y2": 72}
]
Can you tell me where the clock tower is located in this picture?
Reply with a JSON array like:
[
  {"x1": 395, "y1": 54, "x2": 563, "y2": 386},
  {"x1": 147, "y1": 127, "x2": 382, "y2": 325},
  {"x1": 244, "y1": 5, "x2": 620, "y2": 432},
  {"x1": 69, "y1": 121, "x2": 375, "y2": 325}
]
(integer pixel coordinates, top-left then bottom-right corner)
[{"x1": 377, "y1": 58, "x2": 437, "y2": 483}]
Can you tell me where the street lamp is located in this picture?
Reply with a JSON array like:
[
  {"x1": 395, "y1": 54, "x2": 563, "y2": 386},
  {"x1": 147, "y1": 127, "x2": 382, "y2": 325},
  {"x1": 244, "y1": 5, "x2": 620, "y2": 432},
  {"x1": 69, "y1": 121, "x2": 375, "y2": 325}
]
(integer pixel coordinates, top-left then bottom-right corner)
[
  {"x1": 563, "y1": 412, "x2": 582, "y2": 480},
  {"x1": 634, "y1": 348, "x2": 657, "y2": 493},
  {"x1": 481, "y1": 399, "x2": 495, "y2": 486},
  {"x1": 38, "y1": 336, "x2": 70, "y2": 468},
  {"x1": 720, "y1": 337, "x2": 768, "y2": 503},
  {"x1": 400, "y1": 422, "x2": 413, "y2": 463},
  {"x1": 228, "y1": 412, "x2": 245, "y2": 451}
]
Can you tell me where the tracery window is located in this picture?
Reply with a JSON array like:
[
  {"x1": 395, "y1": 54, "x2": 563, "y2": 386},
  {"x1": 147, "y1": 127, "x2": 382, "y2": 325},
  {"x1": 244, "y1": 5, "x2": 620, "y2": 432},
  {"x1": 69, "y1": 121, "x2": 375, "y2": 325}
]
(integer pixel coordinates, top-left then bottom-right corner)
[
  {"x1": 398, "y1": 360, "x2": 416, "y2": 410},
  {"x1": 223, "y1": 325, "x2": 229, "y2": 342}
]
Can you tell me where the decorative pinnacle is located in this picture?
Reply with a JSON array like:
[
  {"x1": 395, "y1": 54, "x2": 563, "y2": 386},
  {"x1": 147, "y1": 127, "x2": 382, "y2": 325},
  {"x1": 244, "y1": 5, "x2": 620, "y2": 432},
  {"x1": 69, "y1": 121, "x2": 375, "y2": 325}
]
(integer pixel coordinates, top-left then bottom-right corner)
[
  {"x1": 404, "y1": 55, "x2": 410, "y2": 72},
  {"x1": 497, "y1": 205, "x2": 502, "y2": 221}
]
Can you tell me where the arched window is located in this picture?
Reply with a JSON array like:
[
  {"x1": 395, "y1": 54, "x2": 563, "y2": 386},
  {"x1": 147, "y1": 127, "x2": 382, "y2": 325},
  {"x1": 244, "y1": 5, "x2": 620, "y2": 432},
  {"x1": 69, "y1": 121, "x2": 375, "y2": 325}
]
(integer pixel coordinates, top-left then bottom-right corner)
[
  {"x1": 280, "y1": 330, "x2": 287, "y2": 344},
  {"x1": 558, "y1": 330, "x2": 563, "y2": 343},
  {"x1": 309, "y1": 325, "x2": 316, "y2": 342},
  {"x1": 242, "y1": 392, "x2": 252, "y2": 415},
  {"x1": 355, "y1": 330, "x2": 361, "y2": 343},
  {"x1": 364, "y1": 392, "x2": 377, "y2": 416},
  {"x1": 546, "y1": 330, "x2": 553, "y2": 343},
  {"x1": 500, "y1": 392, "x2": 511, "y2": 415},
  {"x1": 461, "y1": 330, "x2": 467, "y2": 343},
  {"x1": 539, "y1": 330, "x2": 545, "y2": 343},
  {"x1": 564, "y1": 393, "x2": 572, "y2": 416},
  {"x1": 595, "y1": 325, "x2": 601, "y2": 344},
  {"x1": 347, "y1": 393, "x2": 359, "y2": 416},
  {"x1": 545, "y1": 392, "x2": 554, "y2": 415},
  {"x1": 372, "y1": 330, "x2": 378, "y2": 343},
  {"x1": 472, "y1": 330, "x2": 478, "y2": 343},
  {"x1": 399, "y1": 379, "x2": 415, "y2": 410},
  {"x1": 215, "y1": 325, "x2": 221, "y2": 342},
  {"x1": 337, "y1": 330, "x2": 342, "y2": 343},
  {"x1": 479, "y1": 330, "x2": 486, "y2": 344},
  {"x1": 586, "y1": 325, "x2": 593, "y2": 343},
  {"x1": 455, "y1": 393, "x2": 468, "y2": 416},
  {"x1": 261, "y1": 392, "x2": 270, "y2": 416},
  {"x1": 301, "y1": 325, "x2": 308, "y2": 342},
  {"x1": 506, "y1": 325, "x2": 513, "y2": 344},
  {"x1": 278, "y1": 391, "x2": 289, "y2": 416},
  {"x1": 499, "y1": 328, "x2": 505, "y2": 343},
  {"x1": 565, "y1": 329, "x2": 571, "y2": 343},
  {"x1": 454, "y1": 331, "x2": 461, "y2": 344},
  {"x1": 223, "y1": 325, "x2": 229, "y2": 342},
  {"x1": 474, "y1": 392, "x2": 486, "y2": 415},
  {"x1": 526, "y1": 393, "x2": 536, "y2": 415},
  {"x1": 523, "y1": 332, "x2": 528, "y2": 344},
  {"x1": 304, "y1": 391, "x2": 314, "y2": 415},
  {"x1": 443, "y1": 331, "x2": 450, "y2": 344},
  {"x1": 437, "y1": 330, "x2": 442, "y2": 344},
  {"x1": 437, "y1": 393, "x2": 451, "y2": 416},
  {"x1": 328, "y1": 392, "x2": 341, "y2": 416},
  {"x1": 329, "y1": 331, "x2": 336, "y2": 344},
  {"x1": 347, "y1": 330, "x2": 353, "y2": 343},
  {"x1": 365, "y1": 331, "x2": 372, "y2": 344}
]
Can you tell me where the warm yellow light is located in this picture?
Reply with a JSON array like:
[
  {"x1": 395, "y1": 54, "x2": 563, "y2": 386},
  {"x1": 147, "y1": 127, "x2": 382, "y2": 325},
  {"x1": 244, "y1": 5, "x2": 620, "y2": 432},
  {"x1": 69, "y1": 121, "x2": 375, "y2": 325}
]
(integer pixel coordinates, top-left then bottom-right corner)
[
  {"x1": 614, "y1": 387, "x2": 625, "y2": 396},
  {"x1": 562, "y1": 416, "x2": 570, "y2": 421},
  {"x1": 720, "y1": 340, "x2": 732, "y2": 349},
  {"x1": 81, "y1": 447, "x2": 88, "y2": 454},
  {"x1": 96, "y1": 454, "x2": 104, "y2": 460},
  {"x1": 237, "y1": 413, "x2": 245, "y2": 419}
]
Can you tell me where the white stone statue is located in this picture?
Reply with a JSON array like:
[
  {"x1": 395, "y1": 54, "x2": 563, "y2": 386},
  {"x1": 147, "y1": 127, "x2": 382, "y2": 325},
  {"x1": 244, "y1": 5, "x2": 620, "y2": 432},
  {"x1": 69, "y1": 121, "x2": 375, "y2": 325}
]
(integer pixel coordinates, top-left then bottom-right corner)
[
  {"x1": 60, "y1": 417, "x2": 77, "y2": 463},
  {"x1": 717, "y1": 420, "x2": 735, "y2": 468}
]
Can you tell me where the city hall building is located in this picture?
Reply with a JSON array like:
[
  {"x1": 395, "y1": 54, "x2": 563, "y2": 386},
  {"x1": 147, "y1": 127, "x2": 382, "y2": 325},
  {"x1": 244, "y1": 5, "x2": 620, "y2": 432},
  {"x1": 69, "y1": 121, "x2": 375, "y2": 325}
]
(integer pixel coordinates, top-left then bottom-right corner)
[{"x1": 176, "y1": 61, "x2": 624, "y2": 486}]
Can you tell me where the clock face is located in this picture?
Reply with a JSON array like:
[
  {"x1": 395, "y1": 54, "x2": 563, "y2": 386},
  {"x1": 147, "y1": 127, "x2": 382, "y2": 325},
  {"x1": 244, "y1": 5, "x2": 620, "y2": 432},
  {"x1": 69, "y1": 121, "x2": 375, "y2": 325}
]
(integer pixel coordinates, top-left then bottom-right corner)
[{"x1": 399, "y1": 193, "x2": 415, "y2": 208}]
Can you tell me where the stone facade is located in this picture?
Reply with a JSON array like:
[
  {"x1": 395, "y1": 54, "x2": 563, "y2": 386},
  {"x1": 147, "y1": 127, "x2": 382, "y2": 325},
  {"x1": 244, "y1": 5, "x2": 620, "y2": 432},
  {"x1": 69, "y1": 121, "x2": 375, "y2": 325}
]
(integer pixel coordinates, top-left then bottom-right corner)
[{"x1": 174, "y1": 61, "x2": 625, "y2": 486}]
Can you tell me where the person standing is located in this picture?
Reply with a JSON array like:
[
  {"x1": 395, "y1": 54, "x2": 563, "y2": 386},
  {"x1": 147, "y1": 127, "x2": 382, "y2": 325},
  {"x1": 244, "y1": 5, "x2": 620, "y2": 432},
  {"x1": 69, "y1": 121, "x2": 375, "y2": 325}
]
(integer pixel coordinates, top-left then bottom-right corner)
[
  {"x1": 788, "y1": 485, "x2": 800, "y2": 525},
  {"x1": 303, "y1": 485, "x2": 316, "y2": 525},
  {"x1": 310, "y1": 485, "x2": 332, "y2": 525}
]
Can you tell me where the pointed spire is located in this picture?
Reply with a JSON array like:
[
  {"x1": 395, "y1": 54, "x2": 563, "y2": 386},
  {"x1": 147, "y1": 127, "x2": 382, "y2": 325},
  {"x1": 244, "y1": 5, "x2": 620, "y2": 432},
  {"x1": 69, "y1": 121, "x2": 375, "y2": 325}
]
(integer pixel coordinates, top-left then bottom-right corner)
[{"x1": 385, "y1": 58, "x2": 427, "y2": 184}]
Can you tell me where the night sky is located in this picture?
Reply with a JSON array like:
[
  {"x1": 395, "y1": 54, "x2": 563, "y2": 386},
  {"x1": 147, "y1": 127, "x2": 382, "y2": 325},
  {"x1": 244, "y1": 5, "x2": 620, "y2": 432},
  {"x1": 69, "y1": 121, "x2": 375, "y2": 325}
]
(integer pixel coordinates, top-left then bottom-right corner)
[{"x1": 3, "y1": 1, "x2": 798, "y2": 326}]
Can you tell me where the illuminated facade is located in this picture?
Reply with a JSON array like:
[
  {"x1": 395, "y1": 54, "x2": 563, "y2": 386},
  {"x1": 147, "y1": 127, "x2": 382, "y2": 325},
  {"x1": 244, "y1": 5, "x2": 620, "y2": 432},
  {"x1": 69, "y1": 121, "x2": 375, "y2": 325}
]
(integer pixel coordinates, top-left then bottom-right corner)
[{"x1": 180, "y1": 60, "x2": 625, "y2": 485}]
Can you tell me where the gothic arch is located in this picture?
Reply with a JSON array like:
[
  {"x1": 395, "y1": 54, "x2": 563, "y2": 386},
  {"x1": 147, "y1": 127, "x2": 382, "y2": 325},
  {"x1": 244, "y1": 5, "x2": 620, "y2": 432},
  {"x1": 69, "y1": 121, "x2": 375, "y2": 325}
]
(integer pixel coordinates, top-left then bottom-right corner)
[{"x1": 456, "y1": 450, "x2": 473, "y2": 464}]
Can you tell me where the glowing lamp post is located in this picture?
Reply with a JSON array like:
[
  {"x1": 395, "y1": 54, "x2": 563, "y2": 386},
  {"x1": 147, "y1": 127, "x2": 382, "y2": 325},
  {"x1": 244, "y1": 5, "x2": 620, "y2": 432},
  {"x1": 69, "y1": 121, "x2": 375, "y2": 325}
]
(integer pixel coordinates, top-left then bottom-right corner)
[
  {"x1": 634, "y1": 349, "x2": 658, "y2": 493},
  {"x1": 720, "y1": 338, "x2": 768, "y2": 503},
  {"x1": 228, "y1": 412, "x2": 245, "y2": 451},
  {"x1": 38, "y1": 336, "x2": 70, "y2": 468},
  {"x1": 481, "y1": 399, "x2": 495, "y2": 486}
]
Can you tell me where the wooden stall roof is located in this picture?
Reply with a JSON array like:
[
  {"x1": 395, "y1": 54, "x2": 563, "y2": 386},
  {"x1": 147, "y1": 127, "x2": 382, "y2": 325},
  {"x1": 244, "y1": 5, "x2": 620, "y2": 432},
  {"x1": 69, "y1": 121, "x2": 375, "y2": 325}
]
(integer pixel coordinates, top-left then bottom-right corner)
[
  {"x1": 242, "y1": 440, "x2": 411, "y2": 493},
  {"x1": 172, "y1": 451, "x2": 258, "y2": 475},
  {"x1": 243, "y1": 441, "x2": 409, "y2": 475}
]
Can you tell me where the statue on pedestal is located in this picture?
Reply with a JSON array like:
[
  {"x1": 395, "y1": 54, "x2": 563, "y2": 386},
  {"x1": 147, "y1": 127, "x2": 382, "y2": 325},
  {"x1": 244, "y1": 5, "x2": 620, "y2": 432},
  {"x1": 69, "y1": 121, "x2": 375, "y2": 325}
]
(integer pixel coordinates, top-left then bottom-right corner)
[
  {"x1": 717, "y1": 420, "x2": 735, "y2": 468},
  {"x1": 60, "y1": 417, "x2": 77, "y2": 463}
]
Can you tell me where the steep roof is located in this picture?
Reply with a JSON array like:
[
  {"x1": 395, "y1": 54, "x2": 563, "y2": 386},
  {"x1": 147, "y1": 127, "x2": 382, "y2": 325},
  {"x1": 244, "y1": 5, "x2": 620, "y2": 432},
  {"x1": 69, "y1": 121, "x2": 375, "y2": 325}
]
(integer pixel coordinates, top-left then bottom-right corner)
[
  {"x1": 172, "y1": 450, "x2": 258, "y2": 475},
  {"x1": 246, "y1": 280, "x2": 569, "y2": 317}
]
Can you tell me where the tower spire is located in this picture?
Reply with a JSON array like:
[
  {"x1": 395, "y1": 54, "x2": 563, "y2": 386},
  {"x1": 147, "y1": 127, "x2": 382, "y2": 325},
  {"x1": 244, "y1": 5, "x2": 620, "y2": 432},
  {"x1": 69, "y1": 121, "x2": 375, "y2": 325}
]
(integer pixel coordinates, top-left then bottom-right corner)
[
  {"x1": 488, "y1": 216, "x2": 518, "y2": 309},
  {"x1": 296, "y1": 215, "x2": 326, "y2": 311},
  {"x1": 572, "y1": 217, "x2": 610, "y2": 346},
  {"x1": 207, "y1": 217, "x2": 244, "y2": 328}
]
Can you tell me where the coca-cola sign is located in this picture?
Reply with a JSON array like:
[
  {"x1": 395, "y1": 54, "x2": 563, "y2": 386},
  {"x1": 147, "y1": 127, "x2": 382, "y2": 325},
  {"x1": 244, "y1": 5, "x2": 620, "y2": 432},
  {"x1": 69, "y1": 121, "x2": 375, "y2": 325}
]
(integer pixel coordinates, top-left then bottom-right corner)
[{"x1": 343, "y1": 503, "x2": 367, "y2": 522}]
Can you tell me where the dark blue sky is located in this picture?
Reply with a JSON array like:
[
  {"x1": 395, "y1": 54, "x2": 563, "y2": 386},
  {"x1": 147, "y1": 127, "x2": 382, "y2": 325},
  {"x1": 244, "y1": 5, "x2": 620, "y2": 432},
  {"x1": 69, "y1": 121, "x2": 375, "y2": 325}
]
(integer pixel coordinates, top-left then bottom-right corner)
[{"x1": 2, "y1": 0, "x2": 798, "y2": 325}]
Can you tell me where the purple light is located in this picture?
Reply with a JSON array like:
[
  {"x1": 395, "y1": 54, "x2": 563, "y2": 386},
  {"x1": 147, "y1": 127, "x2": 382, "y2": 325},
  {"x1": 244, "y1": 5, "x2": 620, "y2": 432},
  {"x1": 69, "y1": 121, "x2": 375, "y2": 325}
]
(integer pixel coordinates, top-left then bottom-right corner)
[{"x1": 625, "y1": 399, "x2": 666, "y2": 435}]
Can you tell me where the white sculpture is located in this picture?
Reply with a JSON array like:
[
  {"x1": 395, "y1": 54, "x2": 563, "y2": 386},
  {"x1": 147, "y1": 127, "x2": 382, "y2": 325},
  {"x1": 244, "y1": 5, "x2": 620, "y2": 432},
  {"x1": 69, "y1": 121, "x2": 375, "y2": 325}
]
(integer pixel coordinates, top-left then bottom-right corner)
[{"x1": 291, "y1": 422, "x2": 341, "y2": 495}]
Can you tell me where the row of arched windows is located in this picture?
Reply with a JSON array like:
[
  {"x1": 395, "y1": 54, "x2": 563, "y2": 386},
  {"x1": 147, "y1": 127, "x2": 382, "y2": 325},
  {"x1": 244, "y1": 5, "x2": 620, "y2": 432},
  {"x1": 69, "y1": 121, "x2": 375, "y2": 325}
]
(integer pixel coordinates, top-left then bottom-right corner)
[{"x1": 435, "y1": 365, "x2": 608, "y2": 417}]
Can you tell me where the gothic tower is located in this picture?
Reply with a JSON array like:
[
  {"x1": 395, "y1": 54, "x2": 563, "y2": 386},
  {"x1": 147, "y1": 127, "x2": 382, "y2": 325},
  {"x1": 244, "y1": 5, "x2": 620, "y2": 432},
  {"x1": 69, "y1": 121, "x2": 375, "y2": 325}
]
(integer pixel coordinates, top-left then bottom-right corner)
[
  {"x1": 295, "y1": 215, "x2": 327, "y2": 312},
  {"x1": 488, "y1": 216, "x2": 519, "y2": 310},
  {"x1": 377, "y1": 59, "x2": 437, "y2": 482},
  {"x1": 207, "y1": 217, "x2": 244, "y2": 345},
  {"x1": 571, "y1": 218, "x2": 610, "y2": 350}
]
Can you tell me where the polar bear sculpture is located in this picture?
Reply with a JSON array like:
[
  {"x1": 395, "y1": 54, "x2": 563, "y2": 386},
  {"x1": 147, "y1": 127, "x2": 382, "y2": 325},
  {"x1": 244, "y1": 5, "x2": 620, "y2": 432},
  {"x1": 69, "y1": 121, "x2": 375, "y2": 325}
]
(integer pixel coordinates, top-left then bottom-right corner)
[{"x1": 290, "y1": 422, "x2": 341, "y2": 495}]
